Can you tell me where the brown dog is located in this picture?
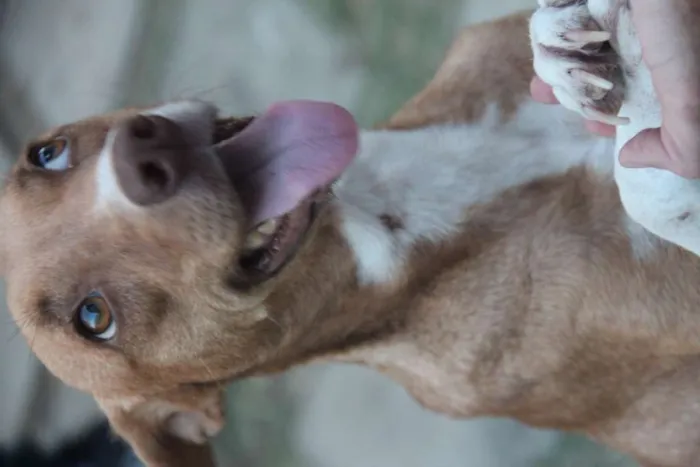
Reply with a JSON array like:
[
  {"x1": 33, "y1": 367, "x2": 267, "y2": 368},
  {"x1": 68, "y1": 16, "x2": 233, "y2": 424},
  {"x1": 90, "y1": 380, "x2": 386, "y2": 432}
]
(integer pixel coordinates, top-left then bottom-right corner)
[{"x1": 3, "y1": 3, "x2": 700, "y2": 467}]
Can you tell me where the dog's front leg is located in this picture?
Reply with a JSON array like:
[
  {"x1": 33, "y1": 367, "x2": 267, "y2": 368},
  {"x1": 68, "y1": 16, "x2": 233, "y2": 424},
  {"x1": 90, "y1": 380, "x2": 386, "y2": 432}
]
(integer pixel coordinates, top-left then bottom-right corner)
[
  {"x1": 605, "y1": 1, "x2": 700, "y2": 258},
  {"x1": 531, "y1": 0, "x2": 700, "y2": 257}
]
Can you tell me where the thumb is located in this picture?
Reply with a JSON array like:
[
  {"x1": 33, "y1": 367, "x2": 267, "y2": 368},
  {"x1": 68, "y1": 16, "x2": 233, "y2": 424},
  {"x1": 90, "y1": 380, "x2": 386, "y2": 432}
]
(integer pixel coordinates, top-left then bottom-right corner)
[{"x1": 619, "y1": 128, "x2": 671, "y2": 170}]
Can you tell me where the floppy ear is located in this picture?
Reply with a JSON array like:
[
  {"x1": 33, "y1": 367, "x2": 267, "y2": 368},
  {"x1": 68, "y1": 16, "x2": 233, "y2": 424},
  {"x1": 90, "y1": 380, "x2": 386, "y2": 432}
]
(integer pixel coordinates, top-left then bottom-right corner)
[{"x1": 97, "y1": 385, "x2": 225, "y2": 467}]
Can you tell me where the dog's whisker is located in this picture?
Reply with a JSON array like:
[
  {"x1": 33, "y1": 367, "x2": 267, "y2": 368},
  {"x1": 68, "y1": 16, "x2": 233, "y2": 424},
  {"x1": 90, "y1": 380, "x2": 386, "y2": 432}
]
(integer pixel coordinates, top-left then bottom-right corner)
[
  {"x1": 24, "y1": 320, "x2": 39, "y2": 368},
  {"x1": 264, "y1": 315, "x2": 287, "y2": 335},
  {"x1": 7, "y1": 315, "x2": 32, "y2": 330},
  {"x1": 164, "y1": 55, "x2": 229, "y2": 98},
  {"x1": 177, "y1": 83, "x2": 237, "y2": 101},
  {"x1": 198, "y1": 357, "x2": 225, "y2": 392},
  {"x1": 6, "y1": 326, "x2": 22, "y2": 343}
]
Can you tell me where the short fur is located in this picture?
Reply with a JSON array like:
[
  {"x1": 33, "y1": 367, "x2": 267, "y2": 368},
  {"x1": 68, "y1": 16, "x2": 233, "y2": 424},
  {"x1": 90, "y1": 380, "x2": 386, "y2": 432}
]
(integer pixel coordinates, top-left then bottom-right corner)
[{"x1": 3, "y1": 3, "x2": 700, "y2": 467}]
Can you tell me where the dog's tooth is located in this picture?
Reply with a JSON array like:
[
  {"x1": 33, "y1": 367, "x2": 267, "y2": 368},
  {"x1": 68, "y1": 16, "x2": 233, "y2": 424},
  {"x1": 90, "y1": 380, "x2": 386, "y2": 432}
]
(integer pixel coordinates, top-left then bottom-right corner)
[
  {"x1": 244, "y1": 232, "x2": 267, "y2": 250},
  {"x1": 257, "y1": 219, "x2": 278, "y2": 235}
]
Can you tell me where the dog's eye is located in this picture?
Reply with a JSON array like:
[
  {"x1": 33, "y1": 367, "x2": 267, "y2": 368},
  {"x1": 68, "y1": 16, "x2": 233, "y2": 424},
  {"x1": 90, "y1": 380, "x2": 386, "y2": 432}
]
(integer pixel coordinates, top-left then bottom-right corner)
[
  {"x1": 28, "y1": 138, "x2": 71, "y2": 171},
  {"x1": 76, "y1": 294, "x2": 115, "y2": 341}
]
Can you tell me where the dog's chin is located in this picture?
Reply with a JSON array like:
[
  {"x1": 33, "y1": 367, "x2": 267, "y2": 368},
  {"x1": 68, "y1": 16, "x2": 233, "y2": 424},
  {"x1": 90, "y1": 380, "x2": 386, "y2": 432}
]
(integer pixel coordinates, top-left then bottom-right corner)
[{"x1": 212, "y1": 116, "x2": 328, "y2": 286}]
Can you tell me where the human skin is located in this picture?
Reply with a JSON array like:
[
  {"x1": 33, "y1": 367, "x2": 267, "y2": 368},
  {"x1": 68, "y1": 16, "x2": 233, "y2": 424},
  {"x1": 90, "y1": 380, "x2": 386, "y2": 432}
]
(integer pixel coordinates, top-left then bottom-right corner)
[{"x1": 531, "y1": 0, "x2": 700, "y2": 179}]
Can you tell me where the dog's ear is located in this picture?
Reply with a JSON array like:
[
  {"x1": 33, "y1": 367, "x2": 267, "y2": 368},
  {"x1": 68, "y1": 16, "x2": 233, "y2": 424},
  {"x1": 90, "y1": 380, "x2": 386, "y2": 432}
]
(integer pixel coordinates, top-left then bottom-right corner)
[{"x1": 97, "y1": 385, "x2": 225, "y2": 467}]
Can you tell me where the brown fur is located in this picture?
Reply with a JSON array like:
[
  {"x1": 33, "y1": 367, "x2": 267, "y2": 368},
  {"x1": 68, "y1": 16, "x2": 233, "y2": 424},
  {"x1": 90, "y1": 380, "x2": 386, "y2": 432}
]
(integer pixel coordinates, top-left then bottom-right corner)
[{"x1": 3, "y1": 10, "x2": 700, "y2": 467}]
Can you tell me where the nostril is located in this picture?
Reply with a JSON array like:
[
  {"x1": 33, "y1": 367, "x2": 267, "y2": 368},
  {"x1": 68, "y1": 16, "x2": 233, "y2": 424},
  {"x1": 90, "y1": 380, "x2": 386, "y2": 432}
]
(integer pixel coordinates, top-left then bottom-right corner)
[
  {"x1": 113, "y1": 115, "x2": 190, "y2": 205},
  {"x1": 130, "y1": 116, "x2": 158, "y2": 140},
  {"x1": 139, "y1": 161, "x2": 171, "y2": 191}
]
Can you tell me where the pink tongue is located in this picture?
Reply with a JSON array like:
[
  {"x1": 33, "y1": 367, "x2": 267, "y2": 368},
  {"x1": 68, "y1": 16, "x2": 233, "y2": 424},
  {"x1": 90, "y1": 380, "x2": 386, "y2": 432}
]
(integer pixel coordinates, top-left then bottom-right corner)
[{"x1": 216, "y1": 100, "x2": 359, "y2": 225}]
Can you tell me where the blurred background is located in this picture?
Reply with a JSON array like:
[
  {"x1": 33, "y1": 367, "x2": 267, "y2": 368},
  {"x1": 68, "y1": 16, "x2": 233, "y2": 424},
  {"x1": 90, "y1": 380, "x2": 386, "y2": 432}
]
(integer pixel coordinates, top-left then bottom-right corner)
[{"x1": 0, "y1": 1, "x2": 637, "y2": 466}]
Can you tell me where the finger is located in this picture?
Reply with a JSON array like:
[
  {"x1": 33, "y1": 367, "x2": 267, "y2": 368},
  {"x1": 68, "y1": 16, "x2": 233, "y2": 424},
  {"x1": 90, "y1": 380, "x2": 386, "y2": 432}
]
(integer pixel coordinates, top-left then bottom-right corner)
[
  {"x1": 618, "y1": 128, "x2": 700, "y2": 177},
  {"x1": 584, "y1": 119, "x2": 616, "y2": 138},
  {"x1": 530, "y1": 77, "x2": 559, "y2": 104},
  {"x1": 619, "y1": 128, "x2": 667, "y2": 169}
]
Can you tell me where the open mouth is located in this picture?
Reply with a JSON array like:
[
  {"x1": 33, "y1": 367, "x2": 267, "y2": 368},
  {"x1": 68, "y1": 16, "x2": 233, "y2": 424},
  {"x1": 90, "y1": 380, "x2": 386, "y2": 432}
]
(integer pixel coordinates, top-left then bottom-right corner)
[
  {"x1": 238, "y1": 190, "x2": 328, "y2": 278},
  {"x1": 210, "y1": 102, "x2": 356, "y2": 283},
  {"x1": 212, "y1": 116, "x2": 318, "y2": 280}
]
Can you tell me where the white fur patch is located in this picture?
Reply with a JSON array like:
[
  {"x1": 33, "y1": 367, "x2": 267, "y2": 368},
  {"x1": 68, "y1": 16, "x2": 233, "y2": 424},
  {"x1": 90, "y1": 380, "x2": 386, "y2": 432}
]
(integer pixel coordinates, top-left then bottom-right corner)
[
  {"x1": 339, "y1": 203, "x2": 400, "y2": 284},
  {"x1": 336, "y1": 102, "x2": 613, "y2": 285},
  {"x1": 607, "y1": 3, "x2": 700, "y2": 258},
  {"x1": 144, "y1": 100, "x2": 216, "y2": 147},
  {"x1": 93, "y1": 100, "x2": 216, "y2": 214},
  {"x1": 531, "y1": 0, "x2": 700, "y2": 258},
  {"x1": 94, "y1": 130, "x2": 134, "y2": 213},
  {"x1": 144, "y1": 101, "x2": 210, "y2": 119}
]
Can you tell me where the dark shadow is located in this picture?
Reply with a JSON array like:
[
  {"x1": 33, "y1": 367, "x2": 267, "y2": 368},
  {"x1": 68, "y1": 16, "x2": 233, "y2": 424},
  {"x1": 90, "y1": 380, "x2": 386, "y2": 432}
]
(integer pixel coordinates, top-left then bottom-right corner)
[{"x1": 0, "y1": 420, "x2": 141, "y2": 467}]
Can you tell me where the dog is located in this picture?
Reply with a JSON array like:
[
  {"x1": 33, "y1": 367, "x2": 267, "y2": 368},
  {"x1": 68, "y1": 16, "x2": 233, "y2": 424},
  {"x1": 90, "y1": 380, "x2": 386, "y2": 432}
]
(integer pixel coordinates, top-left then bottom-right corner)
[{"x1": 3, "y1": 1, "x2": 700, "y2": 466}]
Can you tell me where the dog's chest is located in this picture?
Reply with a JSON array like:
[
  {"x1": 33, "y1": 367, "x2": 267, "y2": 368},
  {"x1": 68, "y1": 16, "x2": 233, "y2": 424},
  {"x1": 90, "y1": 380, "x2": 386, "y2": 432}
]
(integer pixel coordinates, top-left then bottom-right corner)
[{"x1": 333, "y1": 104, "x2": 613, "y2": 286}]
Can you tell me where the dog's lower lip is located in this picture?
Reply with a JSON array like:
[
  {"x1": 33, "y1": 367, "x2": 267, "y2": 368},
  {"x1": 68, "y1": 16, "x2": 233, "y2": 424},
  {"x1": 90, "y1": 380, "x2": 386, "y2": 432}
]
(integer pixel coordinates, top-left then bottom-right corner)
[{"x1": 241, "y1": 193, "x2": 325, "y2": 276}]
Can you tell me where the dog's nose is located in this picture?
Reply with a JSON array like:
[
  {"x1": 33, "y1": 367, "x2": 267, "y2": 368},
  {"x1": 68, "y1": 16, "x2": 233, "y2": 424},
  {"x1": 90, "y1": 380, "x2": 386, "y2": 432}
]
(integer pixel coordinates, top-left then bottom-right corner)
[{"x1": 112, "y1": 115, "x2": 193, "y2": 206}]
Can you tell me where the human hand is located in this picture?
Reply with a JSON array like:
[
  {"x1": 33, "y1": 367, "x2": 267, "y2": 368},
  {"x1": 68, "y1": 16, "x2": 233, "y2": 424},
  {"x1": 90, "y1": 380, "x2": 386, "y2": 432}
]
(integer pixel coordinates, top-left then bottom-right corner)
[{"x1": 531, "y1": 0, "x2": 700, "y2": 178}]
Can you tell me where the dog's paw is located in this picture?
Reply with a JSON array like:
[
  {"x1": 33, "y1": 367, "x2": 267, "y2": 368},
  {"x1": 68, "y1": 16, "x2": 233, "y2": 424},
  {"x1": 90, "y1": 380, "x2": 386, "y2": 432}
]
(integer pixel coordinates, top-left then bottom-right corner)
[
  {"x1": 163, "y1": 386, "x2": 226, "y2": 445},
  {"x1": 530, "y1": 1, "x2": 627, "y2": 125},
  {"x1": 167, "y1": 404, "x2": 224, "y2": 445}
]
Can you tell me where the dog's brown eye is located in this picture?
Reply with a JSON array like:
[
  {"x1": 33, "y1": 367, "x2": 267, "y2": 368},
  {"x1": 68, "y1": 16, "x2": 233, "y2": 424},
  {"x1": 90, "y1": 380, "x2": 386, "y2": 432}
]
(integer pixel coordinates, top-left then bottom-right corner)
[
  {"x1": 76, "y1": 294, "x2": 115, "y2": 341},
  {"x1": 28, "y1": 138, "x2": 71, "y2": 171}
]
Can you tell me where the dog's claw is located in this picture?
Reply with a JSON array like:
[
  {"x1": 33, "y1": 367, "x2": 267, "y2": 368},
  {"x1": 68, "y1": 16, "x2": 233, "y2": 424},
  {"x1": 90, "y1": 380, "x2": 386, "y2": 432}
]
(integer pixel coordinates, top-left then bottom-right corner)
[
  {"x1": 564, "y1": 30, "x2": 611, "y2": 44},
  {"x1": 532, "y1": 3, "x2": 625, "y2": 128},
  {"x1": 571, "y1": 69, "x2": 614, "y2": 91},
  {"x1": 582, "y1": 106, "x2": 630, "y2": 126}
]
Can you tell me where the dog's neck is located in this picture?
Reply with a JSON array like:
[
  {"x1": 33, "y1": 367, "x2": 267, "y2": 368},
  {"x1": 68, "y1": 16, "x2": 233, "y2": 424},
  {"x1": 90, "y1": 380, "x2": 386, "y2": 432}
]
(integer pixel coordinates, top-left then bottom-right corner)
[{"x1": 255, "y1": 102, "x2": 616, "y2": 377}]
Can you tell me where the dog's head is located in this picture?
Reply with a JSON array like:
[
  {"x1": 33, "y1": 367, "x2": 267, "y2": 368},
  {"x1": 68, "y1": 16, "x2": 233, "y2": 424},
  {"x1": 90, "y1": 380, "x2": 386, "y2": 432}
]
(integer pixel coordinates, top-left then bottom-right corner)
[{"x1": 0, "y1": 100, "x2": 358, "y2": 464}]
